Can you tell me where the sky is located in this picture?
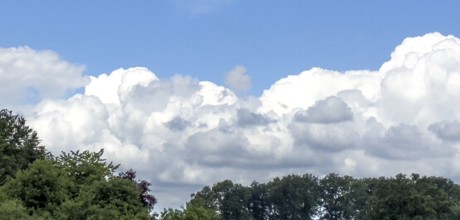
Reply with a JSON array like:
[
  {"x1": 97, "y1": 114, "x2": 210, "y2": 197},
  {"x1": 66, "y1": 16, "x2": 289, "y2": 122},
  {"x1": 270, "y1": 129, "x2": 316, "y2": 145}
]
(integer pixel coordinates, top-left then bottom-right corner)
[{"x1": 2, "y1": 0, "x2": 460, "y2": 211}]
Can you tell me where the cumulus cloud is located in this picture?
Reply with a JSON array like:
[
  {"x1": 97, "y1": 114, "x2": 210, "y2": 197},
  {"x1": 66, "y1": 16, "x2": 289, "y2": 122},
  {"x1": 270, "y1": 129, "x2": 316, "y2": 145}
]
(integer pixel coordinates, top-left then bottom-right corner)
[
  {"x1": 4, "y1": 32, "x2": 460, "y2": 210},
  {"x1": 364, "y1": 123, "x2": 451, "y2": 160},
  {"x1": 258, "y1": 68, "x2": 380, "y2": 116},
  {"x1": 85, "y1": 67, "x2": 158, "y2": 106},
  {"x1": 166, "y1": 117, "x2": 192, "y2": 131},
  {"x1": 294, "y1": 96, "x2": 353, "y2": 124},
  {"x1": 237, "y1": 108, "x2": 272, "y2": 127},
  {"x1": 429, "y1": 120, "x2": 460, "y2": 142},
  {"x1": 0, "y1": 46, "x2": 87, "y2": 107},
  {"x1": 224, "y1": 65, "x2": 252, "y2": 92}
]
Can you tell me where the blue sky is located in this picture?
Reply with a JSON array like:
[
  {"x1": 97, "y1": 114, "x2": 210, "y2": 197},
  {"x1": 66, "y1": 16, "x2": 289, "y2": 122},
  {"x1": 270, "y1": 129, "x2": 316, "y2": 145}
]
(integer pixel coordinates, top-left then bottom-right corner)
[{"x1": 2, "y1": 0, "x2": 460, "y2": 95}]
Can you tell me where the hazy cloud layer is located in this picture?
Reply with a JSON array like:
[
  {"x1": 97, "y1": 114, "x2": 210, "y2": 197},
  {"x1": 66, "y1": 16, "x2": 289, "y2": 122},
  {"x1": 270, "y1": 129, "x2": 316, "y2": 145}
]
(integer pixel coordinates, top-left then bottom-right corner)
[{"x1": 3, "y1": 32, "x2": 460, "y2": 210}]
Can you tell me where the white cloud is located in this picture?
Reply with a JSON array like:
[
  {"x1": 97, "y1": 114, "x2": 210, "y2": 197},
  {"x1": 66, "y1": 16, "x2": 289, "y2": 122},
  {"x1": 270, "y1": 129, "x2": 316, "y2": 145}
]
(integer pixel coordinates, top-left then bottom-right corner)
[
  {"x1": 85, "y1": 67, "x2": 158, "y2": 106},
  {"x1": 0, "y1": 46, "x2": 87, "y2": 108},
  {"x1": 224, "y1": 65, "x2": 252, "y2": 92},
  {"x1": 3, "y1": 32, "x2": 460, "y2": 210},
  {"x1": 258, "y1": 68, "x2": 380, "y2": 116}
]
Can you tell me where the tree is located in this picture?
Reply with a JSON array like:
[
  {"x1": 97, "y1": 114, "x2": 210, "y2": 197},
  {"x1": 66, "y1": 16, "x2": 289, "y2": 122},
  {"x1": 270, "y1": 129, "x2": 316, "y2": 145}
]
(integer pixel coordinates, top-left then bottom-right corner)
[
  {"x1": 49, "y1": 148, "x2": 122, "y2": 209},
  {"x1": 119, "y1": 169, "x2": 157, "y2": 212},
  {"x1": 0, "y1": 109, "x2": 46, "y2": 184},
  {"x1": 176, "y1": 173, "x2": 460, "y2": 220},
  {"x1": 0, "y1": 199, "x2": 31, "y2": 220},
  {"x1": 54, "y1": 149, "x2": 119, "y2": 187},
  {"x1": 2, "y1": 159, "x2": 71, "y2": 216},
  {"x1": 266, "y1": 174, "x2": 319, "y2": 220},
  {"x1": 190, "y1": 180, "x2": 253, "y2": 219},
  {"x1": 318, "y1": 173, "x2": 355, "y2": 220},
  {"x1": 183, "y1": 197, "x2": 220, "y2": 220},
  {"x1": 212, "y1": 180, "x2": 253, "y2": 219},
  {"x1": 160, "y1": 208, "x2": 186, "y2": 220},
  {"x1": 248, "y1": 181, "x2": 270, "y2": 220},
  {"x1": 159, "y1": 197, "x2": 219, "y2": 220},
  {"x1": 2, "y1": 149, "x2": 156, "y2": 219},
  {"x1": 81, "y1": 176, "x2": 152, "y2": 219},
  {"x1": 364, "y1": 174, "x2": 458, "y2": 219},
  {"x1": 53, "y1": 150, "x2": 156, "y2": 219},
  {"x1": 0, "y1": 109, "x2": 157, "y2": 219}
]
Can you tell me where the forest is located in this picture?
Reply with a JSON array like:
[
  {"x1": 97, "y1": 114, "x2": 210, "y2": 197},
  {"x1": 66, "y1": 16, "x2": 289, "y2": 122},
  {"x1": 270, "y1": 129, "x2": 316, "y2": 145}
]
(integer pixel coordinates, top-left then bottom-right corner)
[{"x1": 2, "y1": 108, "x2": 460, "y2": 220}]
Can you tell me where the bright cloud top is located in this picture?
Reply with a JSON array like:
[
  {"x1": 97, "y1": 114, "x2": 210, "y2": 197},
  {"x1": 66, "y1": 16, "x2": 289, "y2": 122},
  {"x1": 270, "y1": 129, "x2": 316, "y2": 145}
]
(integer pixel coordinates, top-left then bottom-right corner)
[{"x1": 3, "y1": 32, "x2": 460, "y2": 209}]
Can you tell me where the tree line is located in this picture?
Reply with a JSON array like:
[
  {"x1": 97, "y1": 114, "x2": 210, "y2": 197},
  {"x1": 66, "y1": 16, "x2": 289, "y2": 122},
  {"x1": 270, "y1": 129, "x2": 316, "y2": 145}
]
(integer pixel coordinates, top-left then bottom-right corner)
[
  {"x1": 161, "y1": 173, "x2": 460, "y2": 220},
  {"x1": 2, "y1": 108, "x2": 460, "y2": 219}
]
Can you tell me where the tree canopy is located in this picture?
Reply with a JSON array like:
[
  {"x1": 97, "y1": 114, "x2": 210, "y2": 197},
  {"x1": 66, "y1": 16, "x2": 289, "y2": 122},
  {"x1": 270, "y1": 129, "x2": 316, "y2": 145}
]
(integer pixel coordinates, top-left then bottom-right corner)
[
  {"x1": 161, "y1": 174, "x2": 460, "y2": 220},
  {"x1": 0, "y1": 109, "x2": 156, "y2": 219},
  {"x1": 0, "y1": 109, "x2": 46, "y2": 184}
]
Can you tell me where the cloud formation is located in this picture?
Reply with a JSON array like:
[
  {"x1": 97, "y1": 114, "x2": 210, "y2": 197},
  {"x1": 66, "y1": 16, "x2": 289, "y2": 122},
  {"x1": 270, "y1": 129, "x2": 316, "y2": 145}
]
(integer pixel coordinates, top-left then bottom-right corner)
[
  {"x1": 224, "y1": 65, "x2": 252, "y2": 92},
  {"x1": 294, "y1": 96, "x2": 353, "y2": 124},
  {"x1": 3, "y1": 32, "x2": 460, "y2": 210},
  {"x1": 429, "y1": 120, "x2": 460, "y2": 142},
  {"x1": 0, "y1": 47, "x2": 87, "y2": 108}
]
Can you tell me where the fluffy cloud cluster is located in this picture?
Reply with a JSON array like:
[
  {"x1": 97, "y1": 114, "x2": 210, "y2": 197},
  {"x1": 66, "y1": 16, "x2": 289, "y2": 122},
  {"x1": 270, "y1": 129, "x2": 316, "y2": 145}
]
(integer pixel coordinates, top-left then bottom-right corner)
[
  {"x1": 0, "y1": 47, "x2": 87, "y2": 108},
  {"x1": 3, "y1": 32, "x2": 460, "y2": 209}
]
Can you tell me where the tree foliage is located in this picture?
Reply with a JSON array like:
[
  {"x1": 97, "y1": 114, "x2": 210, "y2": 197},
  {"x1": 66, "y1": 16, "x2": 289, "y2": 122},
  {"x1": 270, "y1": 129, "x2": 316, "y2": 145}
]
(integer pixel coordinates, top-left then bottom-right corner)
[
  {"x1": 0, "y1": 109, "x2": 46, "y2": 184},
  {"x1": 2, "y1": 159, "x2": 71, "y2": 215},
  {"x1": 0, "y1": 109, "x2": 156, "y2": 219},
  {"x1": 0, "y1": 199, "x2": 31, "y2": 220},
  {"x1": 318, "y1": 173, "x2": 356, "y2": 220},
  {"x1": 160, "y1": 197, "x2": 219, "y2": 220},
  {"x1": 176, "y1": 173, "x2": 460, "y2": 220},
  {"x1": 363, "y1": 174, "x2": 460, "y2": 220},
  {"x1": 55, "y1": 149, "x2": 119, "y2": 185},
  {"x1": 119, "y1": 169, "x2": 158, "y2": 212}
]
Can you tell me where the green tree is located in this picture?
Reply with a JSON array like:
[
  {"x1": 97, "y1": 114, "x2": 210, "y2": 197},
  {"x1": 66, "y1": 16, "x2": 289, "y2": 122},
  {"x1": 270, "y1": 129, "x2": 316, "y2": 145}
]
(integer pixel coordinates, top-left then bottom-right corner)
[
  {"x1": 2, "y1": 159, "x2": 71, "y2": 216},
  {"x1": 160, "y1": 208, "x2": 186, "y2": 220},
  {"x1": 160, "y1": 197, "x2": 219, "y2": 220},
  {"x1": 213, "y1": 180, "x2": 253, "y2": 219},
  {"x1": 191, "y1": 180, "x2": 253, "y2": 219},
  {"x1": 364, "y1": 174, "x2": 457, "y2": 220},
  {"x1": 318, "y1": 173, "x2": 355, "y2": 220},
  {"x1": 0, "y1": 199, "x2": 31, "y2": 220},
  {"x1": 266, "y1": 174, "x2": 319, "y2": 220},
  {"x1": 0, "y1": 109, "x2": 46, "y2": 184},
  {"x1": 0, "y1": 109, "x2": 157, "y2": 219},
  {"x1": 190, "y1": 186, "x2": 218, "y2": 211},
  {"x1": 54, "y1": 149, "x2": 119, "y2": 187},
  {"x1": 119, "y1": 169, "x2": 157, "y2": 212},
  {"x1": 178, "y1": 173, "x2": 460, "y2": 220},
  {"x1": 183, "y1": 197, "x2": 220, "y2": 220},
  {"x1": 248, "y1": 181, "x2": 269, "y2": 220},
  {"x1": 54, "y1": 150, "x2": 155, "y2": 219}
]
